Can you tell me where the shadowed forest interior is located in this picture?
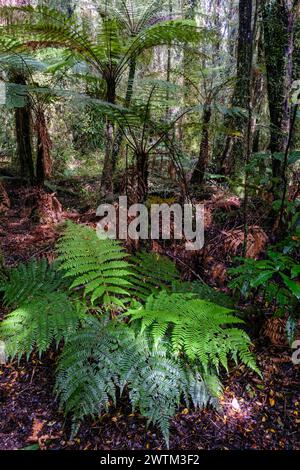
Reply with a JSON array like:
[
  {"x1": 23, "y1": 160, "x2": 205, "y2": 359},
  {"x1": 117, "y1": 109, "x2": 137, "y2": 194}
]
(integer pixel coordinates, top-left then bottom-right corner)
[{"x1": 0, "y1": 0, "x2": 299, "y2": 452}]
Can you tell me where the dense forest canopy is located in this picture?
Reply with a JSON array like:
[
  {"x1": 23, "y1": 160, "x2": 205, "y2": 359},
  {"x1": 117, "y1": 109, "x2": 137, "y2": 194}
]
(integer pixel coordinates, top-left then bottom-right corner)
[{"x1": 0, "y1": 0, "x2": 299, "y2": 453}]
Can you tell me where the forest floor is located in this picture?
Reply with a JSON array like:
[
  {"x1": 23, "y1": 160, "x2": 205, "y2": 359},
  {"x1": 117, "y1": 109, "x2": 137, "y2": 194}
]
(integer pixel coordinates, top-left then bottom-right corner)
[
  {"x1": 0, "y1": 343, "x2": 299, "y2": 450},
  {"x1": 0, "y1": 181, "x2": 299, "y2": 450}
]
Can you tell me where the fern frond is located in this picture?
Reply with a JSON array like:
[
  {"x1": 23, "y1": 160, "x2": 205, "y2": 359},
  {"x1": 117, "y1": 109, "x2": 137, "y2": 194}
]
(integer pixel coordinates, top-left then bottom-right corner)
[
  {"x1": 57, "y1": 222, "x2": 132, "y2": 308},
  {"x1": 55, "y1": 318, "x2": 214, "y2": 446},
  {"x1": 0, "y1": 258, "x2": 64, "y2": 309},
  {"x1": 130, "y1": 251, "x2": 180, "y2": 300},
  {"x1": 128, "y1": 291, "x2": 259, "y2": 375},
  {"x1": 172, "y1": 280, "x2": 234, "y2": 308},
  {"x1": 0, "y1": 292, "x2": 84, "y2": 360}
]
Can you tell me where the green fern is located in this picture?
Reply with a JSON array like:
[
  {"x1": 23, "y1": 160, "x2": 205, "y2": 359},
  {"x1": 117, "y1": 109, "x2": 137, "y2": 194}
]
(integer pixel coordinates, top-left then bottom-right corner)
[
  {"x1": 128, "y1": 291, "x2": 260, "y2": 375},
  {"x1": 57, "y1": 223, "x2": 180, "y2": 306},
  {"x1": 172, "y1": 280, "x2": 234, "y2": 308},
  {"x1": 0, "y1": 258, "x2": 64, "y2": 308},
  {"x1": 55, "y1": 317, "x2": 215, "y2": 446},
  {"x1": 0, "y1": 221, "x2": 260, "y2": 446},
  {"x1": 0, "y1": 292, "x2": 85, "y2": 360},
  {"x1": 57, "y1": 222, "x2": 133, "y2": 308},
  {"x1": 130, "y1": 251, "x2": 180, "y2": 300}
]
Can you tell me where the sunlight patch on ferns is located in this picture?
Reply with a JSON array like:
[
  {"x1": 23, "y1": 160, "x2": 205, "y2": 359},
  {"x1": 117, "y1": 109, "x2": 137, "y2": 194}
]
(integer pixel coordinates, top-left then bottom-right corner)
[
  {"x1": 0, "y1": 292, "x2": 84, "y2": 360},
  {"x1": 128, "y1": 291, "x2": 260, "y2": 375},
  {"x1": 57, "y1": 222, "x2": 133, "y2": 308}
]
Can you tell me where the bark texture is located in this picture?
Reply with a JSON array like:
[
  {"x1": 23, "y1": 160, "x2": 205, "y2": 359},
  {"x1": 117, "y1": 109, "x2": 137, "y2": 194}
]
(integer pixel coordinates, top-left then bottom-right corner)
[
  {"x1": 14, "y1": 73, "x2": 35, "y2": 184},
  {"x1": 262, "y1": 0, "x2": 295, "y2": 192},
  {"x1": 190, "y1": 103, "x2": 212, "y2": 186},
  {"x1": 219, "y1": 0, "x2": 253, "y2": 176}
]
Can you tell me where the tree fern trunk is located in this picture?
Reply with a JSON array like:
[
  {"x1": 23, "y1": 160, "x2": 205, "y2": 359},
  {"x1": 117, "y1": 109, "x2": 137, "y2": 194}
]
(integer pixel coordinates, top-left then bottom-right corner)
[
  {"x1": 13, "y1": 72, "x2": 35, "y2": 184},
  {"x1": 111, "y1": 59, "x2": 137, "y2": 173},
  {"x1": 100, "y1": 77, "x2": 117, "y2": 198},
  {"x1": 15, "y1": 105, "x2": 35, "y2": 184},
  {"x1": 136, "y1": 151, "x2": 149, "y2": 202},
  {"x1": 36, "y1": 108, "x2": 52, "y2": 186},
  {"x1": 190, "y1": 103, "x2": 212, "y2": 186}
]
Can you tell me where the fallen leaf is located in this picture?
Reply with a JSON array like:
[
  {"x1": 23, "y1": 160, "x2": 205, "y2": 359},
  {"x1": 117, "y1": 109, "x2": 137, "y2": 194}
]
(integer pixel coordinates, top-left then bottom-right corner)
[{"x1": 27, "y1": 419, "x2": 44, "y2": 442}]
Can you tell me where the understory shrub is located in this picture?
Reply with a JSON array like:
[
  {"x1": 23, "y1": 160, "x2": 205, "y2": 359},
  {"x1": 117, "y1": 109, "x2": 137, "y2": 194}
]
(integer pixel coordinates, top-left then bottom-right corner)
[{"x1": 229, "y1": 249, "x2": 300, "y2": 344}]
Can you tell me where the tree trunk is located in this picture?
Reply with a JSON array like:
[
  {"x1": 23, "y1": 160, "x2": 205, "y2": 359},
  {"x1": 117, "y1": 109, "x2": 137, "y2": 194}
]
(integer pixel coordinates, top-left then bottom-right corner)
[
  {"x1": 219, "y1": 0, "x2": 253, "y2": 176},
  {"x1": 100, "y1": 77, "x2": 117, "y2": 198},
  {"x1": 110, "y1": 59, "x2": 137, "y2": 172},
  {"x1": 15, "y1": 105, "x2": 35, "y2": 184},
  {"x1": 178, "y1": 0, "x2": 197, "y2": 145},
  {"x1": 13, "y1": 73, "x2": 35, "y2": 183},
  {"x1": 190, "y1": 103, "x2": 212, "y2": 186},
  {"x1": 262, "y1": 0, "x2": 295, "y2": 196},
  {"x1": 36, "y1": 108, "x2": 53, "y2": 186},
  {"x1": 251, "y1": 20, "x2": 265, "y2": 154},
  {"x1": 136, "y1": 151, "x2": 149, "y2": 202}
]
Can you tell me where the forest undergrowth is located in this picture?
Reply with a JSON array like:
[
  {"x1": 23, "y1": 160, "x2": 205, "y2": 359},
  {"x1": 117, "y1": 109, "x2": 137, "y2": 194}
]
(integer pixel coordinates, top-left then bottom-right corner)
[{"x1": 0, "y1": 180, "x2": 299, "y2": 450}]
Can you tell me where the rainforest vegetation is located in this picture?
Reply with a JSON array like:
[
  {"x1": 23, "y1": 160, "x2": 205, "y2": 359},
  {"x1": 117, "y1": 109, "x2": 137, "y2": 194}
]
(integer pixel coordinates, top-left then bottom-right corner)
[{"x1": 0, "y1": 0, "x2": 299, "y2": 452}]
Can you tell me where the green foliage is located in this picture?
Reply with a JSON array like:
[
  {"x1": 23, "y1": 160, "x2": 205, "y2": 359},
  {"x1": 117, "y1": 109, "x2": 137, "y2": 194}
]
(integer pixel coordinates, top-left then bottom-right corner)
[
  {"x1": 128, "y1": 291, "x2": 259, "y2": 375},
  {"x1": 57, "y1": 223, "x2": 181, "y2": 305},
  {"x1": 272, "y1": 198, "x2": 300, "y2": 240},
  {"x1": 3, "y1": 5, "x2": 204, "y2": 83},
  {"x1": 130, "y1": 250, "x2": 180, "y2": 300},
  {"x1": 229, "y1": 251, "x2": 300, "y2": 307},
  {"x1": 0, "y1": 258, "x2": 64, "y2": 309},
  {"x1": 55, "y1": 317, "x2": 215, "y2": 446},
  {"x1": 0, "y1": 223, "x2": 260, "y2": 445},
  {"x1": 172, "y1": 280, "x2": 234, "y2": 308},
  {"x1": 57, "y1": 222, "x2": 133, "y2": 308},
  {"x1": 229, "y1": 250, "x2": 300, "y2": 344},
  {"x1": 0, "y1": 292, "x2": 84, "y2": 360}
]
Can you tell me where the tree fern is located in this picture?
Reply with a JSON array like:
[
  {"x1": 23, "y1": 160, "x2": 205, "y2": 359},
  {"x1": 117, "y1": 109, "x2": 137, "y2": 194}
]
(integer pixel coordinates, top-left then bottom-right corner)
[
  {"x1": 128, "y1": 291, "x2": 260, "y2": 375},
  {"x1": 55, "y1": 317, "x2": 215, "y2": 446},
  {"x1": 0, "y1": 258, "x2": 64, "y2": 309},
  {"x1": 0, "y1": 292, "x2": 85, "y2": 360},
  {"x1": 57, "y1": 222, "x2": 133, "y2": 308}
]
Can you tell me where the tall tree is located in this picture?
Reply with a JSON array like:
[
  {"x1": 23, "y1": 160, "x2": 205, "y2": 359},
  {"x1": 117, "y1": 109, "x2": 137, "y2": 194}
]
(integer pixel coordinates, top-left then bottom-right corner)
[
  {"x1": 219, "y1": 0, "x2": 253, "y2": 176},
  {"x1": 262, "y1": 0, "x2": 298, "y2": 195},
  {"x1": 0, "y1": 0, "x2": 35, "y2": 182}
]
